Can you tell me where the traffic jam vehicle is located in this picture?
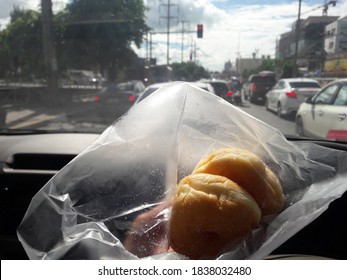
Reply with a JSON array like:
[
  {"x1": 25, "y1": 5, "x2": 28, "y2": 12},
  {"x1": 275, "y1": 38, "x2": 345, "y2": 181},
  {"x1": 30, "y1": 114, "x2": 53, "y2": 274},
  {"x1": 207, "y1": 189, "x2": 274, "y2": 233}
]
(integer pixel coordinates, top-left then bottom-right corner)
[{"x1": 296, "y1": 79, "x2": 347, "y2": 141}]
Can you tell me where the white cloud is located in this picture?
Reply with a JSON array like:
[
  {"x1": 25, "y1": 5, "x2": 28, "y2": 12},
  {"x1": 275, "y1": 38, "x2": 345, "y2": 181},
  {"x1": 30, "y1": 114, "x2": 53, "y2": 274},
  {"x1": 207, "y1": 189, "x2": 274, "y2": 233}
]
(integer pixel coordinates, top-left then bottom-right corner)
[
  {"x1": 0, "y1": 0, "x2": 67, "y2": 29},
  {"x1": 142, "y1": 0, "x2": 347, "y2": 71},
  {"x1": 2, "y1": 0, "x2": 347, "y2": 71}
]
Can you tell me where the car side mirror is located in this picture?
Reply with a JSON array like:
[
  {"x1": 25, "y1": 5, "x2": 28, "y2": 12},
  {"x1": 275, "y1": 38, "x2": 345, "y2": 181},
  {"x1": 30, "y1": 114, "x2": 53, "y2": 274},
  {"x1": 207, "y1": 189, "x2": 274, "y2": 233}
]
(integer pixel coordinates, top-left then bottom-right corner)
[{"x1": 305, "y1": 96, "x2": 313, "y2": 104}]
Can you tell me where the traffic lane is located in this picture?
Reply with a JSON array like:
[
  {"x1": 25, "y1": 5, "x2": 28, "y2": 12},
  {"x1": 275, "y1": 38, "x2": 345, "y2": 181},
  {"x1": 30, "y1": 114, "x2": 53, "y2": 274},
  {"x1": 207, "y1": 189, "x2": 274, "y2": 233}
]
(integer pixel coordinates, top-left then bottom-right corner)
[{"x1": 240, "y1": 102, "x2": 296, "y2": 137}]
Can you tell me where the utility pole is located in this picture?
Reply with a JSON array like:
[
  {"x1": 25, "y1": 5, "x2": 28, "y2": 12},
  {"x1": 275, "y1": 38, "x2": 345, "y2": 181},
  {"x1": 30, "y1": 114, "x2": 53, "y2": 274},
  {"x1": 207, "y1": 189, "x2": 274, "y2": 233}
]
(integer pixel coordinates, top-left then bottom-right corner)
[
  {"x1": 190, "y1": 40, "x2": 197, "y2": 63},
  {"x1": 160, "y1": 0, "x2": 178, "y2": 66},
  {"x1": 293, "y1": 0, "x2": 302, "y2": 77},
  {"x1": 41, "y1": 0, "x2": 58, "y2": 105},
  {"x1": 145, "y1": 30, "x2": 149, "y2": 65},
  {"x1": 150, "y1": 32, "x2": 153, "y2": 64},
  {"x1": 181, "y1": 20, "x2": 190, "y2": 63}
]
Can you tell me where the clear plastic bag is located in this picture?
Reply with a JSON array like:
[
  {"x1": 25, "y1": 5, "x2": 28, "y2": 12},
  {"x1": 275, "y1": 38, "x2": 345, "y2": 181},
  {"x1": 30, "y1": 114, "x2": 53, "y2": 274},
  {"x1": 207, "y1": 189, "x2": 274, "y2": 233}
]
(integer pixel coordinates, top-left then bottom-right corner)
[{"x1": 17, "y1": 82, "x2": 347, "y2": 260}]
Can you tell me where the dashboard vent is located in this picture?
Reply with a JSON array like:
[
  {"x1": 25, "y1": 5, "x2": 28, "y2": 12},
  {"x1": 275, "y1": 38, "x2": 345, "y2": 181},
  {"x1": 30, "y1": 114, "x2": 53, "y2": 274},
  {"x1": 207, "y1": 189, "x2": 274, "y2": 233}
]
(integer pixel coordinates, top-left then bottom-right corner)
[{"x1": 7, "y1": 153, "x2": 76, "y2": 171}]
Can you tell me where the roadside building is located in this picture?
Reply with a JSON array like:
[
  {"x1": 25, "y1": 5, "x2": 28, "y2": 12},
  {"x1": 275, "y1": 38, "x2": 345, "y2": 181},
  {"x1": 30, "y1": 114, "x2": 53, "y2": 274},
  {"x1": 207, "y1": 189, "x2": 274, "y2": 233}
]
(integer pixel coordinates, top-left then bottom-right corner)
[
  {"x1": 323, "y1": 16, "x2": 347, "y2": 77},
  {"x1": 276, "y1": 16, "x2": 338, "y2": 76}
]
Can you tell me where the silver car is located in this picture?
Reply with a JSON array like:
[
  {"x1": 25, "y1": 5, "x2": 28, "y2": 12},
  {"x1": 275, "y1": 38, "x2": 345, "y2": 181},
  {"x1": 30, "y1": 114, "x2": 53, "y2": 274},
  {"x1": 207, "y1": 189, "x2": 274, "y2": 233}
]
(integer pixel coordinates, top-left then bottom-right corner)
[
  {"x1": 295, "y1": 79, "x2": 347, "y2": 141},
  {"x1": 265, "y1": 78, "x2": 321, "y2": 118}
]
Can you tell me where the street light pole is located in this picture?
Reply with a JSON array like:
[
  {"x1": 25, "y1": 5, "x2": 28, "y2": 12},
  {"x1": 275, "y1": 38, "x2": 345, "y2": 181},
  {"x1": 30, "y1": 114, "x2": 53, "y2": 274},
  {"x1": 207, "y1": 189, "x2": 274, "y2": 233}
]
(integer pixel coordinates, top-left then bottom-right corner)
[{"x1": 293, "y1": 0, "x2": 302, "y2": 77}]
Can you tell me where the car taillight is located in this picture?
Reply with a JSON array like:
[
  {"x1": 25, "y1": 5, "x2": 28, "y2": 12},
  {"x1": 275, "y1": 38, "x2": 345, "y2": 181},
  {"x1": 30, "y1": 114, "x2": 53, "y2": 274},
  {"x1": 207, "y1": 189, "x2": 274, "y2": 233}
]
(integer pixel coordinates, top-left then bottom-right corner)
[
  {"x1": 252, "y1": 84, "x2": 257, "y2": 89},
  {"x1": 129, "y1": 95, "x2": 135, "y2": 102},
  {"x1": 286, "y1": 91, "x2": 297, "y2": 98},
  {"x1": 94, "y1": 95, "x2": 100, "y2": 102},
  {"x1": 227, "y1": 91, "x2": 233, "y2": 97}
]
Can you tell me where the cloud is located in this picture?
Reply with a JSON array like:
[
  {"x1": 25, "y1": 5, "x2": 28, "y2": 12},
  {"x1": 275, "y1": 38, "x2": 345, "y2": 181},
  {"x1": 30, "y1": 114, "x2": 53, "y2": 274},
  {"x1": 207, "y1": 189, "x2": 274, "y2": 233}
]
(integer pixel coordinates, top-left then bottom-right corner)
[
  {"x1": 2, "y1": 0, "x2": 347, "y2": 71},
  {"x1": 0, "y1": 0, "x2": 67, "y2": 29},
  {"x1": 141, "y1": 0, "x2": 347, "y2": 71}
]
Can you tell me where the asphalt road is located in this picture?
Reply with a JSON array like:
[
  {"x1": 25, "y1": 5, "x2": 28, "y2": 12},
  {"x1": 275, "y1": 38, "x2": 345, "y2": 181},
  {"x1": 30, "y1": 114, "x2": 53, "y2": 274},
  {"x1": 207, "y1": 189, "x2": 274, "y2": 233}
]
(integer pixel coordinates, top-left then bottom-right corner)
[
  {"x1": 239, "y1": 101, "x2": 296, "y2": 137},
  {"x1": 3, "y1": 95, "x2": 296, "y2": 137}
]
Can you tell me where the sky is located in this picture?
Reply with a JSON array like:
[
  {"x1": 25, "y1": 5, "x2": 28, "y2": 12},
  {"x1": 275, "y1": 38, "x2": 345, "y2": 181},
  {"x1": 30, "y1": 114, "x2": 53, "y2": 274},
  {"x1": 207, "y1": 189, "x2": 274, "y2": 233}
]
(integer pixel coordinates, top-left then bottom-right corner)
[{"x1": 1, "y1": 0, "x2": 347, "y2": 71}]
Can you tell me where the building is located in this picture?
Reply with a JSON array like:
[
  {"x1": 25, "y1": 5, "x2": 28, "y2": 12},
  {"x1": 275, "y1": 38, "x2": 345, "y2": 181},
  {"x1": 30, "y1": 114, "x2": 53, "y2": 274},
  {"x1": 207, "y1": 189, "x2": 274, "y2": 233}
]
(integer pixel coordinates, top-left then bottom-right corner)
[
  {"x1": 276, "y1": 16, "x2": 338, "y2": 75},
  {"x1": 325, "y1": 16, "x2": 347, "y2": 55},
  {"x1": 323, "y1": 16, "x2": 347, "y2": 77}
]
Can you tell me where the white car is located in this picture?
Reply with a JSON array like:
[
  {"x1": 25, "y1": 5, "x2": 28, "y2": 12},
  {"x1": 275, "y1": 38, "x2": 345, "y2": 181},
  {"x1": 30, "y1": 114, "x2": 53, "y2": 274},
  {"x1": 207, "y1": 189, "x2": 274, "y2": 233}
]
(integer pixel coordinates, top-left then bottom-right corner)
[
  {"x1": 295, "y1": 79, "x2": 347, "y2": 141},
  {"x1": 265, "y1": 78, "x2": 321, "y2": 118}
]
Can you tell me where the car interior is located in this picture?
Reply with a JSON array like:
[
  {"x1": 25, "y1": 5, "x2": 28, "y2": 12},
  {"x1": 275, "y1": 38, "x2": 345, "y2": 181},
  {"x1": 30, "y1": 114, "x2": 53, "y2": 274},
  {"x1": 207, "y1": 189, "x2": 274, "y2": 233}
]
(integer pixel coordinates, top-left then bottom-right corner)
[
  {"x1": 1, "y1": 115, "x2": 347, "y2": 261},
  {"x1": 1, "y1": 0, "x2": 347, "y2": 262}
]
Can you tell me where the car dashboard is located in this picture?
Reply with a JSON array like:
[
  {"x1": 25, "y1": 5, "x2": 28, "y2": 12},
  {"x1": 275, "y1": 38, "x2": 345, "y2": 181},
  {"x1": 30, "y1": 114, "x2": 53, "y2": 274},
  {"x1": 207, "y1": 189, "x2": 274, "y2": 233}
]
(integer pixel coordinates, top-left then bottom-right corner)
[
  {"x1": 0, "y1": 133, "x2": 99, "y2": 259},
  {"x1": 0, "y1": 133, "x2": 346, "y2": 260}
]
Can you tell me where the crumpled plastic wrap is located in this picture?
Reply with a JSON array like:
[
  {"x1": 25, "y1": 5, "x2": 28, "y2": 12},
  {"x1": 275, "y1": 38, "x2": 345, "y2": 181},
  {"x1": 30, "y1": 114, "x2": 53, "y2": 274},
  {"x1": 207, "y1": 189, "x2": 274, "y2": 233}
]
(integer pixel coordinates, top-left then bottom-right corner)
[{"x1": 17, "y1": 82, "x2": 347, "y2": 260}]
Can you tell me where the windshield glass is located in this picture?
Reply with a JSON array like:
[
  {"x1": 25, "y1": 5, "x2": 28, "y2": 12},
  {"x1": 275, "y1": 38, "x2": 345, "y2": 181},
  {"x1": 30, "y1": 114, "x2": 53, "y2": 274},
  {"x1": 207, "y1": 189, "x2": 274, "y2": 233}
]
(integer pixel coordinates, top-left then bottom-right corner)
[{"x1": 0, "y1": 0, "x2": 346, "y2": 141}]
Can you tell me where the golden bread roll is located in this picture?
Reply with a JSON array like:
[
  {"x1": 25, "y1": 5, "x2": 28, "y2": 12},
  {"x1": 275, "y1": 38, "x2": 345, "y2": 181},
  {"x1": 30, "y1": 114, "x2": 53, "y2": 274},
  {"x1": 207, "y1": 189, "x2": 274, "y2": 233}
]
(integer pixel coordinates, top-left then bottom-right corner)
[
  {"x1": 169, "y1": 173, "x2": 261, "y2": 259},
  {"x1": 192, "y1": 148, "x2": 285, "y2": 216}
]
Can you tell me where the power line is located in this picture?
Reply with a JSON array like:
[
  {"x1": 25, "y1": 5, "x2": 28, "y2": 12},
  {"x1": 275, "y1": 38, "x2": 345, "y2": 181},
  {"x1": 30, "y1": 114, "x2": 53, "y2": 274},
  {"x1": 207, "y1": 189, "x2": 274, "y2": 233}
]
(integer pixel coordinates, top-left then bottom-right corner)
[
  {"x1": 159, "y1": 0, "x2": 179, "y2": 65},
  {"x1": 180, "y1": 20, "x2": 190, "y2": 62}
]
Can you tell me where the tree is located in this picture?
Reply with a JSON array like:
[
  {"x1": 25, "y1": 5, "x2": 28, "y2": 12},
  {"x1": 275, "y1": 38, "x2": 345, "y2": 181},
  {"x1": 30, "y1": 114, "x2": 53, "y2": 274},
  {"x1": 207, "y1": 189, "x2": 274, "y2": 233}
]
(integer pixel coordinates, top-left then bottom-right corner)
[
  {"x1": 0, "y1": 1, "x2": 149, "y2": 82},
  {"x1": 170, "y1": 62, "x2": 210, "y2": 81},
  {"x1": 241, "y1": 58, "x2": 294, "y2": 80},
  {"x1": 61, "y1": 0, "x2": 149, "y2": 81},
  {"x1": 257, "y1": 58, "x2": 294, "y2": 78},
  {"x1": 0, "y1": 9, "x2": 44, "y2": 80}
]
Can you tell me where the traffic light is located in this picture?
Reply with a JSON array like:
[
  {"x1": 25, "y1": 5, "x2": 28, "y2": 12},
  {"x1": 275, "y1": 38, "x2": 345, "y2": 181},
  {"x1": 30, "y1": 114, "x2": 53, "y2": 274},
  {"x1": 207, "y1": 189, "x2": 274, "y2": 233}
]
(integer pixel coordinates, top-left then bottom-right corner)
[{"x1": 197, "y1": 24, "x2": 203, "y2": 38}]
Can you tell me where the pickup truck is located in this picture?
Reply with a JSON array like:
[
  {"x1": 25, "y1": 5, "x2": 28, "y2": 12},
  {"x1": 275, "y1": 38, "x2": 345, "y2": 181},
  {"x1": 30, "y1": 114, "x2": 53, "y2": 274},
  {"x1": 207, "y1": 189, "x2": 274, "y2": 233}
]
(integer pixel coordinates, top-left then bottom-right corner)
[{"x1": 243, "y1": 73, "x2": 276, "y2": 104}]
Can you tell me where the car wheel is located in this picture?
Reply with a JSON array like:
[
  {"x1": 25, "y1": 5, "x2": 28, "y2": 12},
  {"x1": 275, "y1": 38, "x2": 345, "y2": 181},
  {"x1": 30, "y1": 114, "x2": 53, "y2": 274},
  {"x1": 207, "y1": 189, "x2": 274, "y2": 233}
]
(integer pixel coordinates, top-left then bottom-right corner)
[
  {"x1": 295, "y1": 116, "x2": 304, "y2": 136},
  {"x1": 277, "y1": 102, "x2": 282, "y2": 117}
]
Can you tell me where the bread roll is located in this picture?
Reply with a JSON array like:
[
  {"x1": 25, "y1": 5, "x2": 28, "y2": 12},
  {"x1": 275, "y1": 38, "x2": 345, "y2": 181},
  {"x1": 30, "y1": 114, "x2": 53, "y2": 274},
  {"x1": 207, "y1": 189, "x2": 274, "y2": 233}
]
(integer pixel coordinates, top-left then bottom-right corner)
[
  {"x1": 169, "y1": 173, "x2": 261, "y2": 259},
  {"x1": 192, "y1": 148, "x2": 285, "y2": 216}
]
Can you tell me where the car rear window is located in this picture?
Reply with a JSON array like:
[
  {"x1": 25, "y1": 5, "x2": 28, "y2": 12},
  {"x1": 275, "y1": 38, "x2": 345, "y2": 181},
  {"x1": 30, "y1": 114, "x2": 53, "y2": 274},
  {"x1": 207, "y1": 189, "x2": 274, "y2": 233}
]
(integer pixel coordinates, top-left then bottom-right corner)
[
  {"x1": 210, "y1": 83, "x2": 229, "y2": 96},
  {"x1": 116, "y1": 82, "x2": 135, "y2": 91},
  {"x1": 289, "y1": 82, "x2": 320, "y2": 88},
  {"x1": 251, "y1": 76, "x2": 276, "y2": 83}
]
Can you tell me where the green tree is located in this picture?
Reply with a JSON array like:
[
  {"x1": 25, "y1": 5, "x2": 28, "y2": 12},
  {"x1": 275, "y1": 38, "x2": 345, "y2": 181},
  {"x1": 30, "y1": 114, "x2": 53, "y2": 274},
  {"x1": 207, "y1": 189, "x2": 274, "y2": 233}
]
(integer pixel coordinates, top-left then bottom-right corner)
[
  {"x1": 0, "y1": 1, "x2": 149, "y2": 82},
  {"x1": 241, "y1": 59, "x2": 294, "y2": 80},
  {"x1": 62, "y1": 0, "x2": 149, "y2": 80},
  {"x1": 170, "y1": 62, "x2": 210, "y2": 81},
  {"x1": 256, "y1": 58, "x2": 294, "y2": 78},
  {"x1": 0, "y1": 9, "x2": 44, "y2": 80}
]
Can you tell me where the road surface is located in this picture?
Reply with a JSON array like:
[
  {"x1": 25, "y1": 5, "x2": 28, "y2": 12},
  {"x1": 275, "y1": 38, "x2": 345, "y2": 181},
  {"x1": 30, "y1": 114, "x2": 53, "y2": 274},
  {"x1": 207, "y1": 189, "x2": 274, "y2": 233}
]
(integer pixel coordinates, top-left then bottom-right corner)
[{"x1": 240, "y1": 101, "x2": 296, "y2": 137}]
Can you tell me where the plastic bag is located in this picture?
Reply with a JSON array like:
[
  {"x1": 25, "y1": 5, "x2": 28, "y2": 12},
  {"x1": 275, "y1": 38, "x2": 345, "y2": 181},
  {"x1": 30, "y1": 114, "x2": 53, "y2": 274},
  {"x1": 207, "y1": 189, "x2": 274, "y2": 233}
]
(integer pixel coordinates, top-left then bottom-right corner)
[{"x1": 17, "y1": 82, "x2": 347, "y2": 260}]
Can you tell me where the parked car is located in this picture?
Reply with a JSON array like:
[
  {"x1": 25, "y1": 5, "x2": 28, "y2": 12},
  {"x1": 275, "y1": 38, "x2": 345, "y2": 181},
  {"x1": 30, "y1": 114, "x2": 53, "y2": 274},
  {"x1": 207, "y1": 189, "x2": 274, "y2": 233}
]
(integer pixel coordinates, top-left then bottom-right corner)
[
  {"x1": 243, "y1": 72, "x2": 277, "y2": 104},
  {"x1": 295, "y1": 79, "x2": 347, "y2": 142},
  {"x1": 265, "y1": 78, "x2": 321, "y2": 118},
  {"x1": 95, "y1": 80, "x2": 145, "y2": 122},
  {"x1": 135, "y1": 81, "x2": 215, "y2": 104}
]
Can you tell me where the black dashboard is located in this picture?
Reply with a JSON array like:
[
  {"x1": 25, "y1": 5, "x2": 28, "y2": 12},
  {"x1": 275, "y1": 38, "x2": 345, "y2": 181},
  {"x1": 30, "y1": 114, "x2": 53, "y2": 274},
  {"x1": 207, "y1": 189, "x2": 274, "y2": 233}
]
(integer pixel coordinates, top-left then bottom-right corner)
[
  {"x1": 0, "y1": 133, "x2": 99, "y2": 259},
  {"x1": 1, "y1": 133, "x2": 346, "y2": 260}
]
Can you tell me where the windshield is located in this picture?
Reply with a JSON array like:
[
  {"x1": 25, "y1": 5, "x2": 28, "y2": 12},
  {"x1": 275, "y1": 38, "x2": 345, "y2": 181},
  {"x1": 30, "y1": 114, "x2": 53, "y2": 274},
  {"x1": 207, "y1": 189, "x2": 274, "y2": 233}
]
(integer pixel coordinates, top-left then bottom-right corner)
[{"x1": 0, "y1": 0, "x2": 346, "y2": 141}]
